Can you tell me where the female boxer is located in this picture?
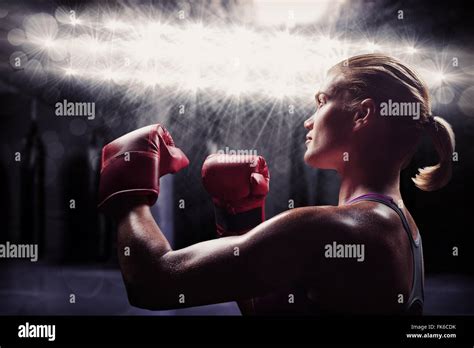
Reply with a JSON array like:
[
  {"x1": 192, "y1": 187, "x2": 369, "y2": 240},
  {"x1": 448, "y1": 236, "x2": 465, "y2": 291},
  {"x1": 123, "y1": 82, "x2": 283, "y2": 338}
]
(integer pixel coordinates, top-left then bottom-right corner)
[{"x1": 98, "y1": 53, "x2": 455, "y2": 315}]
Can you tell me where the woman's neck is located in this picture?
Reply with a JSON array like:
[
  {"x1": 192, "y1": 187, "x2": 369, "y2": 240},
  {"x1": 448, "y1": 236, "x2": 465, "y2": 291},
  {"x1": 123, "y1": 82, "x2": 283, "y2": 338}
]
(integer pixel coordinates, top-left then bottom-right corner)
[{"x1": 338, "y1": 161, "x2": 402, "y2": 206}]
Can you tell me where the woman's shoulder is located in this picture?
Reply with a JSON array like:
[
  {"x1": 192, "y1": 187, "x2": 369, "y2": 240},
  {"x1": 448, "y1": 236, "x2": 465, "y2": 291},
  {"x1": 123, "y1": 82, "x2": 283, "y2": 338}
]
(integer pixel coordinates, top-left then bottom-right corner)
[{"x1": 270, "y1": 203, "x2": 401, "y2": 243}]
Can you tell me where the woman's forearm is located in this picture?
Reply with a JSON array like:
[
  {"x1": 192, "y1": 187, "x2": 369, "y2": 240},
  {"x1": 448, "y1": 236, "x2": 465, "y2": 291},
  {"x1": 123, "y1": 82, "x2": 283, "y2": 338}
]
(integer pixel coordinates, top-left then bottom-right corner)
[{"x1": 116, "y1": 204, "x2": 173, "y2": 307}]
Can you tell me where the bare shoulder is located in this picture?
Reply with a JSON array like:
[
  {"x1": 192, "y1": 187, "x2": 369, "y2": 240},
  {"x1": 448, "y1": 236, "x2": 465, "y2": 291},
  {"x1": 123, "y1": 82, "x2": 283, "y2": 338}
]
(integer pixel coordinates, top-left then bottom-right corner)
[
  {"x1": 255, "y1": 203, "x2": 398, "y2": 243},
  {"x1": 236, "y1": 202, "x2": 403, "y2": 281}
]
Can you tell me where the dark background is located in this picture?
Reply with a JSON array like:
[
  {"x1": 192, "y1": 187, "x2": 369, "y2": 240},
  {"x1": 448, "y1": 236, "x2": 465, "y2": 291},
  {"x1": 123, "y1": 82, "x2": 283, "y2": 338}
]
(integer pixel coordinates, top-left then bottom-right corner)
[{"x1": 0, "y1": 0, "x2": 473, "y2": 315}]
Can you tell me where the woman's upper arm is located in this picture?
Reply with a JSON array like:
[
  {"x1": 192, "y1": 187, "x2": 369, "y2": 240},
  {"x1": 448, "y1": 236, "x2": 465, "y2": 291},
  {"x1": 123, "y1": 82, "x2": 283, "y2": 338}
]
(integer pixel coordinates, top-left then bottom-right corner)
[{"x1": 140, "y1": 206, "x2": 347, "y2": 310}]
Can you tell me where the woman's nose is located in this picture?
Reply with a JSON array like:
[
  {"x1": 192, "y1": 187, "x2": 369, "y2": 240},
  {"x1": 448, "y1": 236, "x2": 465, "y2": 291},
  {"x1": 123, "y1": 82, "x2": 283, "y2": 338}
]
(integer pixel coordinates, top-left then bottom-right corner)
[{"x1": 304, "y1": 116, "x2": 314, "y2": 130}]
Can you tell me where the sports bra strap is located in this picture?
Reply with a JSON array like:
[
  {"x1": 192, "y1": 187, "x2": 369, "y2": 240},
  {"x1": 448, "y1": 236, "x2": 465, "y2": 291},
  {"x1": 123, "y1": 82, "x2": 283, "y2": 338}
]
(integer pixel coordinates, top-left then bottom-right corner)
[{"x1": 346, "y1": 193, "x2": 424, "y2": 314}]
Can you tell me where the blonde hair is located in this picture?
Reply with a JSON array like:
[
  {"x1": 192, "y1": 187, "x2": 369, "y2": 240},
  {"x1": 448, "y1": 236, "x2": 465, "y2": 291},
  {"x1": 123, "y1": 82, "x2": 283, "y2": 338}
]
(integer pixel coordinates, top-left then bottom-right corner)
[{"x1": 330, "y1": 53, "x2": 455, "y2": 191}]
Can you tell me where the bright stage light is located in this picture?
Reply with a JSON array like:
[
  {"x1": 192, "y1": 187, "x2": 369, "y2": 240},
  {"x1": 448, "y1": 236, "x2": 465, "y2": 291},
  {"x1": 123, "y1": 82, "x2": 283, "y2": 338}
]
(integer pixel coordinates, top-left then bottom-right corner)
[
  {"x1": 42, "y1": 38, "x2": 55, "y2": 48},
  {"x1": 434, "y1": 72, "x2": 446, "y2": 84},
  {"x1": 366, "y1": 41, "x2": 380, "y2": 52},
  {"x1": 70, "y1": 17, "x2": 81, "y2": 26},
  {"x1": 104, "y1": 19, "x2": 127, "y2": 31},
  {"x1": 12, "y1": 7, "x2": 466, "y2": 101},
  {"x1": 64, "y1": 67, "x2": 76, "y2": 76},
  {"x1": 406, "y1": 46, "x2": 417, "y2": 55}
]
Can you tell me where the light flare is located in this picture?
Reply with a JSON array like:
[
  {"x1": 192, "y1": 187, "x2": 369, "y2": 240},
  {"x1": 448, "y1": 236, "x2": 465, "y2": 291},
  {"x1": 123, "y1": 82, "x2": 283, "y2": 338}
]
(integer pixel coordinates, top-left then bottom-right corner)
[{"x1": 12, "y1": 7, "x2": 467, "y2": 102}]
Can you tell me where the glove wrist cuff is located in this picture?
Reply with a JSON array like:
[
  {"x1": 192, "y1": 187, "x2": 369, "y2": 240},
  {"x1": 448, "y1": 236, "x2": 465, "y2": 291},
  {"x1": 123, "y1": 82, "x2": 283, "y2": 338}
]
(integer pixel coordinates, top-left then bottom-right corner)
[
  {"x1": 214, "y1": 205, "x2": 264, "y2": 235},
  {"x1": 98, "y1": 152, "x2": 160, "y2": 210}
]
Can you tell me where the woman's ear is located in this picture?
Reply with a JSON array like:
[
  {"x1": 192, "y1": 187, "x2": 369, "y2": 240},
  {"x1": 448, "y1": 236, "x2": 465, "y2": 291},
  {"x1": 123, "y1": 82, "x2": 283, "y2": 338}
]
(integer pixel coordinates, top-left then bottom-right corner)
[{"x1": 353, "y1": 98, "x2": 376, "y2": 132}]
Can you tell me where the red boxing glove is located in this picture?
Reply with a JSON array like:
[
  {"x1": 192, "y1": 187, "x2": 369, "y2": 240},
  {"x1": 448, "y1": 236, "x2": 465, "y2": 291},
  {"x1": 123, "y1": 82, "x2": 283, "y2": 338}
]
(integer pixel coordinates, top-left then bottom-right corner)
[
  {"x1": 201, "y1": 154, "x2": 270, "y2": 236},
  {"x1": 98, "y1": 124, "x2": 189, "y2": 214}
]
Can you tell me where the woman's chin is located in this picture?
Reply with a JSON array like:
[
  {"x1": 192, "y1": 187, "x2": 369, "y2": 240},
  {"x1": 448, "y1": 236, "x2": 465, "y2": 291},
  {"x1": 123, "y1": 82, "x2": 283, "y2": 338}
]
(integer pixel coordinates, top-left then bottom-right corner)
[
  {"x1": 304, "y1": 151, "x2": 318, "y2": 168},
  {"x1": 304, "y1": 151, "x2": 333, "y2": 170}
]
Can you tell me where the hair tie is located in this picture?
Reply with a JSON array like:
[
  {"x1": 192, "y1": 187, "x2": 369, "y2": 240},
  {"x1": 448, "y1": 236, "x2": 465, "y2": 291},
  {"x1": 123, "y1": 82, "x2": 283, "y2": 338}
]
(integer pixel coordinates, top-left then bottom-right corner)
[{"x1": 426, "y1": 115, "x2": 439, "y2": 131}]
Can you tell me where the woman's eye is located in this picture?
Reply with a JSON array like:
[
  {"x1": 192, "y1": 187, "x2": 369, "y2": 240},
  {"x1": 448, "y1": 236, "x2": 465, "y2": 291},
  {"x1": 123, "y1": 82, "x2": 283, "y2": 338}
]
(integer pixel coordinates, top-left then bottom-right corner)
[{"x1": 315, "y1": 94, "x2": 327, "y2": 109}]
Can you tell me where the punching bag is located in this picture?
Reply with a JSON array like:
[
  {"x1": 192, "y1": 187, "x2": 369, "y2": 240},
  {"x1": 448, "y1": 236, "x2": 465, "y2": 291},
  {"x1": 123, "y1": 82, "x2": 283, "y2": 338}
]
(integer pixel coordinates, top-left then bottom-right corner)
[{"x1": 19, "y1": 98, "x2": 45, "y2": 255}]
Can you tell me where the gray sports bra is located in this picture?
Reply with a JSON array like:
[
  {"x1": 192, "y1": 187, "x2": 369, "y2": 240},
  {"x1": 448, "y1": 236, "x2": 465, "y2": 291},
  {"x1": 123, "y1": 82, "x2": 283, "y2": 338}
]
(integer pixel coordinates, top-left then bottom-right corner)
[{"x1": 346, "y1": 193, "x2": 424, "y2": 315}]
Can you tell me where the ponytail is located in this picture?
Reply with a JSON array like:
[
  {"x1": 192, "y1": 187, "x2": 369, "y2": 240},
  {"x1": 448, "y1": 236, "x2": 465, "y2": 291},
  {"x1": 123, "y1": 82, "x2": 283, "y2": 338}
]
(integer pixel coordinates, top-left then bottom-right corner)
[{"x1": 412, "y1": 116, "x2": 455, "y2": 191}]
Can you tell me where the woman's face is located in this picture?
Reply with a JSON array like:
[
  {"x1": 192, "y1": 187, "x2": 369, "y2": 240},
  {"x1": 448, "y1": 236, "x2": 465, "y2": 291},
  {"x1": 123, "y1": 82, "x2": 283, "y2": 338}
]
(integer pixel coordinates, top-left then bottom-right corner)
[{"x1": 303, "y1": 73, "x2": 355, "y2": 170}]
